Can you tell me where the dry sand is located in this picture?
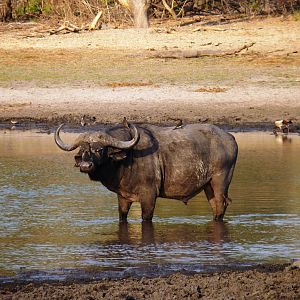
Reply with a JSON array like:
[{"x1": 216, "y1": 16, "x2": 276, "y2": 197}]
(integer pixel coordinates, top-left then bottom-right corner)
[{"x1": 0, "y1": 17, "x2": 300, "y2": 128}]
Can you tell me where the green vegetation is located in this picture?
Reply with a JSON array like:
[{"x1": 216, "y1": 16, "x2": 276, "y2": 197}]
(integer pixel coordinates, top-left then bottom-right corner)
[
  {"x1": 2, "y1": 1, "x2": 300, "y2": 23},
  {"x1": 0, "y1": 49, "x2": 299, "y2": 88},
  {"x1": 292, "y1": 10, "x2": 300, "y2": 21},
  {"x1": 15, "y1": 0, "x2": 52, "y2": 17}
]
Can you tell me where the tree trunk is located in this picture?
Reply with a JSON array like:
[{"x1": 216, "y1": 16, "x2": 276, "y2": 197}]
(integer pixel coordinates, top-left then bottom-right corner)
[
  {"x1": 131, "y1": 0, "x2": 149, "y2": 28},
  {"x1": 264, "y1": 0, "x2": 271, "y2": 15},
  {"x1": 0, "y1": 0, "x2": 13, "y2": 22},
  {"x1": 118, "y1": 0, "x2": 149, "y2": 28}
]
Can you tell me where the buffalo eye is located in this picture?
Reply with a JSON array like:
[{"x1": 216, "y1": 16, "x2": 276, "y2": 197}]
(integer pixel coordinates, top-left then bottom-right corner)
[{"x1": 94, "y1": 148, "x2": 104, "y2": 157}]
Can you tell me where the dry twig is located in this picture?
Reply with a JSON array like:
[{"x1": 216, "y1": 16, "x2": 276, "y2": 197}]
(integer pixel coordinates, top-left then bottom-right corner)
[
  {"x1": 89, "y1": 10, "x2": 103, "y2": 30},
  {"x1": 162, "y1": 0, "x2": 177, "y2": 19},
  {"x1": 192, "y1": 26, "x2": 237, "y2": 32}
]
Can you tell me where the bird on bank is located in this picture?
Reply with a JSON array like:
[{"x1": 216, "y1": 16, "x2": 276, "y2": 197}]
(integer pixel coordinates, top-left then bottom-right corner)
[
  {"x1": 80, "y1": 115, "x2": 87, "y2": 127},
  {"x1": 173, "y1": 119, "x2": 184, "y2": 130},
  {"x1": 81, "y1": 115, "x2": 96, "y2": 127},
  {"x1": 122, "y1": 117, "x2": 129, "y2": 128},
  {"x1": 273, "y1": 119, "x2": 293, "y2": 134}
]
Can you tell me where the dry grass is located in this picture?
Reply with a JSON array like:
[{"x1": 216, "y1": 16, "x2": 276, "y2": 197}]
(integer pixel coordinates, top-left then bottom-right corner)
[
  {"x1": 0, "y1": 47, "x2": 299, "y2": 88},
  {"x1": 106, "y1": 81, "x2": 153, "y2": 88},
  {"x1": 1, "y1": 17, "x2": 300, "y2": 88},
  {"x1": 194, "y1": 87, "x2": 228, "y2": 93},
  {"x1": 0, "y1": 102, "x2": 32, "y2": 112}
]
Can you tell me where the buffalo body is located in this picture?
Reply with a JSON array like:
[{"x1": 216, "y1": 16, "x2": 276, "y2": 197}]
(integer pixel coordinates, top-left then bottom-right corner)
[{"x1": 55, "y1": 123, "x2": 238, "y2": 222}]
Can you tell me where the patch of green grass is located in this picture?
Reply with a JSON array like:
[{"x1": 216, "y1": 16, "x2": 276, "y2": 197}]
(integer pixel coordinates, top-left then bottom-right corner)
[
  {"x1": 42, "y1": 3, "x2": 53, "y2": 15},
  {"x1": 0, "y1": 49, "x2": 299, "y2": 88},
  {"x1": 27, "y1": 0, "x2": 42, "y2": 14},
  {"x1": 15, "y1": 0, "x2": 53, "y2": 17},
  {"x1": 292, "y1": 10, "x2": 300, "y2": 21}
]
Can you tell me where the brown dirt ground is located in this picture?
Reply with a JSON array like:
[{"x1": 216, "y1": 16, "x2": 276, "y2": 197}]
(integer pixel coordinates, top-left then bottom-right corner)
[
  {"x1": 1, "y1": 265, "x2": 300, "y2": 300},
  {"x1": 0, "y1": 16, "x2": 300, "y2": 128},
  {"x1": 1, "y1": 16, "x2": 300, "y2": 298}
]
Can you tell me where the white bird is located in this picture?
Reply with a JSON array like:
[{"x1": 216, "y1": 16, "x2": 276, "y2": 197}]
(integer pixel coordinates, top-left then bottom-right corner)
[
  {"x1": 173, "y1": 119, "x2": 184, "y2": 130},
  {"x1": 274, "y1": 119, "x2": 292, "y2": 134}
]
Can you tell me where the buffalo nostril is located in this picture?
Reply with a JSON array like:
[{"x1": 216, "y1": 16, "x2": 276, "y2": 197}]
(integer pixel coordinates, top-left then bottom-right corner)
[{"x1": 79, "y1": 161, "x2": 94, "y2": 173}]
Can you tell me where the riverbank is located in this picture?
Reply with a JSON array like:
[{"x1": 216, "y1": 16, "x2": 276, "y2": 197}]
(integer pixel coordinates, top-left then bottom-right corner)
[
  {"x1": 1, "y1": 84, "x2": 300, "y2": 130},
  {"x1": 0, "y1": 16, "x2": 300, "y2": 128},
  {"x1": 1, "y1": 264, "x2": 300, "y2": 299}
]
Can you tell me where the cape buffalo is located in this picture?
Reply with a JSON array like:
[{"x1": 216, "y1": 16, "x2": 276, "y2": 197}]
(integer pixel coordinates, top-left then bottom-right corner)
[{"x1": 55, "y1": 122, "x2": 238, "y2": 222}]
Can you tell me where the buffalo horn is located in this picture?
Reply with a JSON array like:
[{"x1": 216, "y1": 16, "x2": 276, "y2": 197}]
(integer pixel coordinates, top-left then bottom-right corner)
[
  {"x1": 54, "y1": 124, "x2": 81, "y2": 151},
  {"x1": 55, "y1": 123, "x2": 139, "y2": 151},
  {"x1": 100, "y1": 124, "x2": 140, "y2": 149}
]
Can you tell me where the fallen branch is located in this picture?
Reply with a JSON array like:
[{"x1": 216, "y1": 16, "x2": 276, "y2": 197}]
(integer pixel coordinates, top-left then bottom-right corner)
[
  {"x1": 179, "y1": 17, "x2": 202, "y2": 27},
  {"x1": 147, "y1": 42, "x2": 255, "y2": 58},
  {"x1": 48, "y1": 13, "x2": 103, "y2": 36},
  {"x1": 49, "y1": 22, "x2": 81, "y2": 35},
  {"x1": 162, "y1": 0, "x2": 177, "y2": 20},
  {"x1": 192, "y1": 26, "x2": 236, "y2": 32},
  {"x1": 89, "y1": 11, "x2": 103, "y2": 30},
  {"x1": 176, "y1": 0, "x2": 188, "y2": 17}
]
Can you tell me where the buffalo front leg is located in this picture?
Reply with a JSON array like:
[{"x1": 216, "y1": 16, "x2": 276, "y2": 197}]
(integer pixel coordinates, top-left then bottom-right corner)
[
  {"x1": 140, "y1": 194, "x2": 157, "y2": 222},
  {"x1": 118, "y1": 195, "x2": 132, "y2": 222}
]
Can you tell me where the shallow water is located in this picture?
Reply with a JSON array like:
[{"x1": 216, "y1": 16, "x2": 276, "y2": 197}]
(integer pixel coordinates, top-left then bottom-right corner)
[{"x1": 0, "y1": 131, "x2": 300, "y2": 282}]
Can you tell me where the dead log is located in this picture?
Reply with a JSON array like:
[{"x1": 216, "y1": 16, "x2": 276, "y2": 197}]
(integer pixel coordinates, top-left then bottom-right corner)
[
  {"x1": 147, "y1": 43, "x2": 256, "y2": 58},
  {"x1": 49, "y1": 22, "x2": 79, "y2": 34}
]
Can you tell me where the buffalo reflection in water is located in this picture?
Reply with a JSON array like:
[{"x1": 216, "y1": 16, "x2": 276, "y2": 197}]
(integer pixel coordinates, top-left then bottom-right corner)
[{"x1": 117, "y1": 221, "x2": 230, "y2": 245}]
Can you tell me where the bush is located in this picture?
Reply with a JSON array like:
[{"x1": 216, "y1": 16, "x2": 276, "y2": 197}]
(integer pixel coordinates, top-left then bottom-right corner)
[
  {"x1": 3, "y1": 0, "x2": 300, "y2": 23},
  {"x1": 292, "y1": 9, "x2": 300, "y2": 20}
]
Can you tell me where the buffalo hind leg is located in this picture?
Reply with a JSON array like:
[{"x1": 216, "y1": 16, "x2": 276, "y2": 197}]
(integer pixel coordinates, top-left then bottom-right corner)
[
  {"x1": 204, "y1": 172, "x2": 233, "y2": 221},
  {"x1": 118, "y1": 195, "x2": 132, "y2": 222}
]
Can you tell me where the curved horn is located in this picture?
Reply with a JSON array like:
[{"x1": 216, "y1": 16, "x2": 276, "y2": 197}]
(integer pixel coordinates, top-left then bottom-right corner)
[
  {"x1": 101, "y1": 124, "x2": 140, "y2": 149},
  {"x1": 54, "y1": 124, "x2": 81, "y2": 151},
  {"x1": 111, "y1": 124, "x2": 139, "y2": 149}
]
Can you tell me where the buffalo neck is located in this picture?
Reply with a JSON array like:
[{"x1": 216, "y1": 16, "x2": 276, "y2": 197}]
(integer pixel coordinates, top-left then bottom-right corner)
[{"x1": 88, "y1": 159, "x2": 125, "y2": 193}]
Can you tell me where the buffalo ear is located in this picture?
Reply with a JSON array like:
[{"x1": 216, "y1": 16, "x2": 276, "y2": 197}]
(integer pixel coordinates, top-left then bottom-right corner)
[{"x1": 107, "y1": 148, "x2": 127, "y2": 161}]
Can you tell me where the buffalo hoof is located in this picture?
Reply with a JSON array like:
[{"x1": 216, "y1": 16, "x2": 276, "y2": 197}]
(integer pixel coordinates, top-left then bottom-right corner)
[
  {"x1": 119, "y1": 218, "x2": 128, "y2": 223},
  {"x1": 213, "y1": 215, "x2": 225, "y2": 222}
]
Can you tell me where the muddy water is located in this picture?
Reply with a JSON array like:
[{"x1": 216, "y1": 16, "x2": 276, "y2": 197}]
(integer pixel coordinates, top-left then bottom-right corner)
[{"x1": 0, "y1": 131, "x2": 300, "y2": 282}]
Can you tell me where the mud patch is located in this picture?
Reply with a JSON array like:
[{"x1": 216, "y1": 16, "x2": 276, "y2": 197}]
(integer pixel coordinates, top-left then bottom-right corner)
[{"x1": 1, "y1": 264, "x2": 299, "y2": 300}]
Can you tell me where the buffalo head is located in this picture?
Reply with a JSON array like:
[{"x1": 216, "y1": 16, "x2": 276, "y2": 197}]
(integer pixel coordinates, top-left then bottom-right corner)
[{"x1": 54, "y1": 123, "x2": 139, "y2": 174}]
